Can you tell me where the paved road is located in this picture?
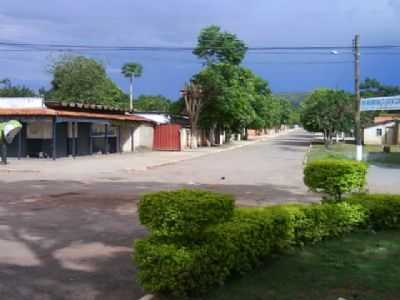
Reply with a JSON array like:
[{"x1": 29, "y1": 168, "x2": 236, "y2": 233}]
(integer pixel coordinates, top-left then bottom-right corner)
[
  {"x1": 368, "y1": 165, "x2": 400, "y2": 194},
  {"x1": 0, "y1": 129, "x2": 315, "y2": 300}
]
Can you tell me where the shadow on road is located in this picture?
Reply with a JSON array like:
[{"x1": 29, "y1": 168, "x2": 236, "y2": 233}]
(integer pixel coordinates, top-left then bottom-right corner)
[{"x1": 0, "y1": 179, "x2": 319, "y2": 300}]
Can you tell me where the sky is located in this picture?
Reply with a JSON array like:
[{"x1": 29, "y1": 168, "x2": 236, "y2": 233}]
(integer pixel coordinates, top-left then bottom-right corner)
[{"x1": 1, "y1": 0, "x2": 400, "y2": 100}]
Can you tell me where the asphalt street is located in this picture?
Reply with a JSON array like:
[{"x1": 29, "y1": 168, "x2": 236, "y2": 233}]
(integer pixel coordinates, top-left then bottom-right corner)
[{"x1": 0, "y1": 130, "x2": 317, "y2": 300}]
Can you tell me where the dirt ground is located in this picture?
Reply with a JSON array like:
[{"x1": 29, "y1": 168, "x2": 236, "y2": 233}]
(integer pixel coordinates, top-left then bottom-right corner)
[{"x1": 0, "y1": 130, "x2": 317, "y2": 300}]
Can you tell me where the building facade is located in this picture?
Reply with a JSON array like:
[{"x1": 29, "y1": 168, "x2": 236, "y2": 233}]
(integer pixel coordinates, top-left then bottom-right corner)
[
  {"x1": 364, "y1": 120, "x2": 400, "y2": 145},
  {"x1": 0, "y1": 98, "x2": 154, "y2": 159}
]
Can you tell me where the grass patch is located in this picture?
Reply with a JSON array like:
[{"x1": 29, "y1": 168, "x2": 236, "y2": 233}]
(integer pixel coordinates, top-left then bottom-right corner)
[
  {"x1": 307, "y1": 143, "x2": 400, "y2": 166},
  {"x1": 200, "y1": 230, "x2": 400, "y2": 300}
]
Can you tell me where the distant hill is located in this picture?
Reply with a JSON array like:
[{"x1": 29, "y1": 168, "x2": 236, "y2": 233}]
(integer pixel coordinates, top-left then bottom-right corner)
[{"x1": 274, "y1": 92, "x2": 309, "y2": 106}]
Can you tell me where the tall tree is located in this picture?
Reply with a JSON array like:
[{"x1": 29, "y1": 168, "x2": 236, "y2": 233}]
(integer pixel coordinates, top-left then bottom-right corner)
[
  {"x1": 300, "y1": 89, "x2": 354, "y2": 146},
  {"x1": 48, "y1": 55, "x2": 127, "y2": 107},
  {"x1": 182, "y1": 83, "x2": 203, "y2": 148},
  {"x1": 121, "y1": 62, "x2": 143, "y2": 111},
  {"x1": 0, "y1": 79, "x2": 36, "y2": 97},
  {"x1": 134, "y1": 95, "x2": 171, "y2": 112},
  {"x1": 193, "y1": 25, "x2": 247, "y2": 65}
]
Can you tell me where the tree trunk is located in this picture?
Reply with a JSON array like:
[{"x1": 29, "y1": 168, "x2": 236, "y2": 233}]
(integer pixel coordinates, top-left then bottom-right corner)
[
  {"x1": 129, "y1": 77, "x2": 134, "y2": 111},
  {"x1": 243, "y1": 128, "x2": 248, "y2": 140},
  {"x1": 208, "y1": 124, "x2": 216, "y2": 147},
  {"x1": 324, "y1": 129, "x2": 329, "y2": 148},
  {"x1": 190, "y1": 125, "x2": 198, "y2": 149}
]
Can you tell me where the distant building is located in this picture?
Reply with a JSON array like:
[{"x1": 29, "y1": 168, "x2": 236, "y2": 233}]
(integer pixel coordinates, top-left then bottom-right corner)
[
  {"x1": 364, "y1": 120, "x2": 400, "y2": 145},
  {"x1": 0, "y1": 98, "x2": 155, "y2": 159}
]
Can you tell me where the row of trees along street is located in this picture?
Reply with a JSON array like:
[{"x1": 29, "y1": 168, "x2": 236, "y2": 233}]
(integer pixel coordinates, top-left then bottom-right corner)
[
  {"x1": 182, "y1": 25, "x2": 299, "y2": 147},
  {"x1": 4, "y1": 25, "x2": 400, "y2": 149}
]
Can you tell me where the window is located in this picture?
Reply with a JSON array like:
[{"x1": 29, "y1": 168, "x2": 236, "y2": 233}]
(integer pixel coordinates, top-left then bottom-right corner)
[{"x1": 376, "y1": 128, "x2": 383, "y2": 136}]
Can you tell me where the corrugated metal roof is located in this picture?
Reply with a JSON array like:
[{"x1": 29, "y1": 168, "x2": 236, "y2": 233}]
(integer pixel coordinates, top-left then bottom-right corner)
[
  {"x1": 0, "y1": 108, "x2": 56, "y2": 116},
  {"x1": 45, "y1": 101, "x2": 128, "y2": 113},
  {"x1": 0, "y1": 108, "x2": 153, "y2": 123}
]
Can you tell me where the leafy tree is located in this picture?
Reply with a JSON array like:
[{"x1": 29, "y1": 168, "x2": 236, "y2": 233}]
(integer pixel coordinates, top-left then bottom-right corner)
[
  {"x1": 277, "y1": 97, "x2": 300, "y2": 126},
  {"x1": 193, "y1": 64, "x2": 256, "y2": 135},
  {"x1": 169, "y1": 98, "x2": 186, "y2": 115},
  {"x1": 47, "y1": 55, "x2": 128, "y2": 107},
  {"x1": 122, "y1": 62, "x2": 143, "y2": 110},
  {"x1": 134, "y1": 95, "x2": 171, "y2": 112},
  {"x1": 190, "y1": 25, "x2": 294, "y2": 143},
  {"x1": 0, "y1": 79, "x2": 36, "y2": 97},
  {"x1": 360, "y1": 78, "x2": 400, "y2": 97},
  {"x1": 275, "y1": 92, "x2": 309, "y2": 107},
  {"x1": 300, "y1": 89, "x2": 354, "y2": 146},
  {"x1": 193, "y1": 25, "x2": 247, "y2": 65}
]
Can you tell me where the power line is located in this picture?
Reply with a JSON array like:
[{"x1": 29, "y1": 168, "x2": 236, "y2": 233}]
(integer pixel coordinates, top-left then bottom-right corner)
[{"x1": 1, "y1": 40, "x2": 400, "y2": 52}]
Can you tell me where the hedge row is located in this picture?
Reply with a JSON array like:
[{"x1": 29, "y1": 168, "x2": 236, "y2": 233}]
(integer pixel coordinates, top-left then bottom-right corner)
[{"x1": 133, "y1": 191, "x2": 400, "y2": 298}]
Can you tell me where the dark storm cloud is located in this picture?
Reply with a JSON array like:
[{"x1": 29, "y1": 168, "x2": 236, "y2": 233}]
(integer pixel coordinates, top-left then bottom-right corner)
[{"x1": 0, "y1": 0, "x2": 399, "y2": 97}]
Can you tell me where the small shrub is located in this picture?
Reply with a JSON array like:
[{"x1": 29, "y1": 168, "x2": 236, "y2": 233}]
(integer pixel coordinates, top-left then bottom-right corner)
[
  {"x1": 138, "y1": 189, "x2": 234, "y2": 240},
  {"x1": 346, "y1": 194, "x2": 400, "y2": 229},
  {"x1": 304, "y1": 159, "x2": 368, "y2": 201}
]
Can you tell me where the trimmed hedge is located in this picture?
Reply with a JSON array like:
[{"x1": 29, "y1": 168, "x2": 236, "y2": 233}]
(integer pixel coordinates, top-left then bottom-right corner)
[
  {"x1": 346, "y1": 194, "x2": 400, "y2": 230},
  {"x1": 138, "y1": 189, "x2": 234, "y2": 240},
  {"x1": 133, "y1": 189, "x2": 371, "y2": 297},
  {"x1": 304, "y1": 159, "x2": 368, "y2": 200}
]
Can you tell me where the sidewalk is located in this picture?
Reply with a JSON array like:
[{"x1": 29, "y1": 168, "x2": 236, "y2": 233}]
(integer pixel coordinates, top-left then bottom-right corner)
[{"x1": 0, "y1": 129, "x2": 294, "y2": 182}]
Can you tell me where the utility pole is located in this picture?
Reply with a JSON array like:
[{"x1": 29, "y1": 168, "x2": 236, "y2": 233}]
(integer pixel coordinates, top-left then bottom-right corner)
[{"x1": 353, "y1": 34, "x2": 362, "y2": 161}]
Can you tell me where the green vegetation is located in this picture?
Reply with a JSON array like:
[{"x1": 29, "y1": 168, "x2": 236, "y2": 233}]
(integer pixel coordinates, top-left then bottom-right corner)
[
  {"x1": 134, "y1": 95, "x2": 172, "y2": 112},
  {"x1": 189, "y1": 26, "x2": 299, "y2": 139},
  {"x1": 304, "y1": 159, "x2": 368, "y2": 201},
  {"x1": 346, "y1": 194, "x2": 400, "y2": 230},
  {"x1": 202, "y1": 230, "x2": 400, "y2": 300},
  {"x1": 47, "y1": 55, "x2": 128, "y2": 107},
  {"x1": 275, "y1": 92, "x2": 309, "y2": 107},
  {"x1": 300, "y1": 89, "x2": 354, "y2": 146},
  {"x1": 138, "y1": 189, "x2": 234, "y2": 239},
  {"x1": 0, "y1": 79, "x2": 36, "y2": 97},
  {"x1": 193, "y1": 25, "x2": 247, "y2": 65},
  {"x1": 133, "y1": 190, "x2": 400, "y2": 298},
  {"x1": 307, "y1": 143, "x2": 400, "y2": 166}
]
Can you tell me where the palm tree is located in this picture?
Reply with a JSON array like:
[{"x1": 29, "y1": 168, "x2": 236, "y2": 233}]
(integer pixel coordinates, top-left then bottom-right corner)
[{"x1": 121, "y1": 63, "x2": 143, "y2": 111}]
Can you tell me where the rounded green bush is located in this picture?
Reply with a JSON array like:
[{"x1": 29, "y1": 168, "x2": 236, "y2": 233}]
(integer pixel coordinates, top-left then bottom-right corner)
[
  {"x1": 304, "y1": 159, "x2": 368, "y2": 200},
  {"x1": 138, "y1": 189, "x2": 235, "y2": 239}
]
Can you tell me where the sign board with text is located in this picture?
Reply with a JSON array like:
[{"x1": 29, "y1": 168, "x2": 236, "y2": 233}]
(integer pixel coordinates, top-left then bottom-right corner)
[{"x1": 361, "y1": 95, "x2": 400, "y2": 111}]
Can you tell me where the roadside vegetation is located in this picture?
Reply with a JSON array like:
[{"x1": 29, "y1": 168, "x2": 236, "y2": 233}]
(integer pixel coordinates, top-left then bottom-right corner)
[
  {"x1": 132, "y1": 157, "x2": 400, "y2": 299},
  {"x1": 307, "y1": 142, "x2": 400, "y2": 166},
  {"x1": 203, "y1": 230, "x2": 400, "y2": 300}
]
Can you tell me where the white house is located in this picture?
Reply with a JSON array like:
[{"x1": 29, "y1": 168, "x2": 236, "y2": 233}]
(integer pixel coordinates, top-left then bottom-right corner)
[{"x1": 364, "y1": 120, "x2": 400, "y2": 145}]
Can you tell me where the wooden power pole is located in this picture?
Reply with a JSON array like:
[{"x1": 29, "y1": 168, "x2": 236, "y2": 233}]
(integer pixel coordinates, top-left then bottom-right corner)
[{"x1": 353, "y1": 34, "x2": 362, "y2": 161}]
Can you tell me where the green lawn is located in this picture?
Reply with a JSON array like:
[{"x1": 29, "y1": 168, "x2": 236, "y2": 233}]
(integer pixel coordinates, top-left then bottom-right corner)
[
  {"x1": 200, "y1": 230, "x2": 400, "y2": 300},
  {"x1": 307, "y1": 143, "x2": 400, "y2": 166}
]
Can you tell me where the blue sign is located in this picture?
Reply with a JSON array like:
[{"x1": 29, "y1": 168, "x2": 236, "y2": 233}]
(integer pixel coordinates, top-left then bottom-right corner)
[{"x1": 361, "y1": 95, "x2": 400, "y2": 111}]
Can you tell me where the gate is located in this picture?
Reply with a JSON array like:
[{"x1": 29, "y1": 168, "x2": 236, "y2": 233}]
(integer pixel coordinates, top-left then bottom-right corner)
[{"x1": 153, "y1": 124, "x2": 181, "y2": 151}]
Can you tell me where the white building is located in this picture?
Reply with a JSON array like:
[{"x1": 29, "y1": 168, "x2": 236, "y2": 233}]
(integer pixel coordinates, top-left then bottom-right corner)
[{"x1": 364, "y1": 120, "x2": 400, "y2": 145}]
